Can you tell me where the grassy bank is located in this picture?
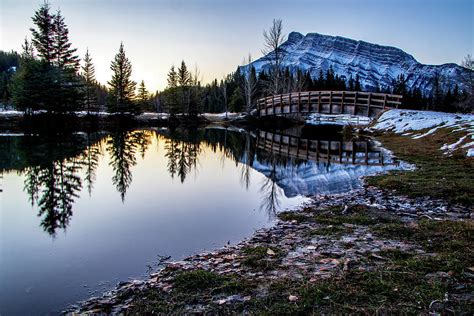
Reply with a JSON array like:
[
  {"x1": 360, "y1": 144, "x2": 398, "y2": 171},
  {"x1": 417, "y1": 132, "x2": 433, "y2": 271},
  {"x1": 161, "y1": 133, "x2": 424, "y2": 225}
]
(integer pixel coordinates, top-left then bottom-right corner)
[{"x1": 367, "y1": 128, "x2": 473, "y2": 205}]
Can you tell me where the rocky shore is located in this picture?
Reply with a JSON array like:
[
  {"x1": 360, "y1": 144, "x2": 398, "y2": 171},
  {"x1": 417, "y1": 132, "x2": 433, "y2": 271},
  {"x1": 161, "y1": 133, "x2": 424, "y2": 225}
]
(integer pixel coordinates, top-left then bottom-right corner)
[{"x1": 66, "y1": 185, "x2": 473, "y2": 314}]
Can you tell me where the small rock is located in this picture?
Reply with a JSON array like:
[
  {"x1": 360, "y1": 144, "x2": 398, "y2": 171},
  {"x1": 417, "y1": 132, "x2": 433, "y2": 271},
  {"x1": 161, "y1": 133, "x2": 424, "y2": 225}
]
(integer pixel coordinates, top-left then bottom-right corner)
[{"x1": 267, "y1": 248, "x2": 276, "y2": 256}]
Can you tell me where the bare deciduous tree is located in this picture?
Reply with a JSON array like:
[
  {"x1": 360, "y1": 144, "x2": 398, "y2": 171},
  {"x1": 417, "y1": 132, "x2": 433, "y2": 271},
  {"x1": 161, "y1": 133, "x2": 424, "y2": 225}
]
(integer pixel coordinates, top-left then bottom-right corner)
[
  {"x1": 262, "y1": 18, "x2": 286, "y2": 94},
  {"x1": 220, "y1": 75, "x2": 229, "y2": 119},
  {"x1": 241, "y1": 54, "x2": 258, "y2": 114},
  {"x1": 190, "y1": 64, "x2": 202, "y2": 115},
  {"x1": 461, "y1": 54, "x2": 474, "y2": 71}
]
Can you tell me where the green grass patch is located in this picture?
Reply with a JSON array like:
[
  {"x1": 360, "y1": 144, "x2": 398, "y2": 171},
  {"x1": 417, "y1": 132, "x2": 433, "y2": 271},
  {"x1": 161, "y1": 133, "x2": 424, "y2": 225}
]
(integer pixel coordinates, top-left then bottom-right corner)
[
  {"x1": 278, "y1": 211, "x2": 309, "y2": 222},
  {"x1": 173, "y1": 269, "x2": 227, "y2": 293},
  {"x1": 241, "y1": 246, "x2": 285, "y2": 271},
  {"x1": 367, "y1": 129, "x2": 474, "y2": 205},
  {"x1": 372, "y1": 220, "x2": 474, "y2": 275},
  {"x1": 129, "y1": 270, "x2": 255, "y2": 314},
  {"x1": 243, "y1": 270, "x2": 447, "y2": 314}
]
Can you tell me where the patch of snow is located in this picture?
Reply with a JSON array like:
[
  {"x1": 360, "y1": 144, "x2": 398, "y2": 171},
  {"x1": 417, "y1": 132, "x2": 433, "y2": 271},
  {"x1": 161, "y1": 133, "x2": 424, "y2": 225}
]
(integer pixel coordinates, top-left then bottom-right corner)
[
  {"x1": 372, "y1": 109, "x2": 474, "y2": 157},
  {"x1": 202, "y1": 112, "x2": 246, "y2": 120},
  {"x1": 306, "y1": 113, "x2": 372, "y2": 126},
  {"x1": 441, "y1": 135, "x2": 468, "y2": 155},
  {"x1": 0, "y1": 110, "x2": 24, "y2": 116}
]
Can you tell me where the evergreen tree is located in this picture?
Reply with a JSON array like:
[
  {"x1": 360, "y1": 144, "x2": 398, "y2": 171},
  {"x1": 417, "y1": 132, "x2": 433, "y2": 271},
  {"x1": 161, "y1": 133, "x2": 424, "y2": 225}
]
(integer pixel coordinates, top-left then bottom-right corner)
[
  {"x1": 166, "y1": 65, "x2": 179, "y2": 116},
  {"x1": 81, "y1": 49, "x2": 97, "y2": 114},
  {"x1": 21, "y1": 37, "x2": 35, "y2": 59},
  {"x1": 107, "y1": 43, "x2": 137, "y2": 114},
  {"x1": 348, "y1": 75, "x2": 355, "y2": 91},
  {"x1": 354, "y1": 74, "x2": 362, "y2": 91},
  {"x1": 316, "y1": 69, "x2": 324, "y2": 90},
  {"x1": 303, "y1": 71, "x2": 313, "y2": 91},
  {"x1": 10, "y1": 57, "x2": 48, "y2": 114},
  {"x1": 137, "y1": 80, "x2": 151, "y2": 111},
  {"x1": 229, "y1": 87, "x2": 245, "y2": 112},
  {"x1": 51, "y1": 17, "x2": 82, "y2": 114},
  {"x1": 177, "y1": 60, "x2": 190, "y2": 114},
  {"x1": 326, "y1": 66, "x2": 335, "y2": 89},
  {"x1": 431, "y1": 73, "x2": 443, "y2": 110},
  {"x1": 30, "y1": 2, "x2": 55, "y2": 64},
  {"x1": 393, "y1": 74, "x2": 407, "y2": 96},
  {"x1": 52, "y1": 9, "x2": 80, "y2": 71},
  {"x1": 21, "y1": 3, "x2": 82, "y2": 113}
]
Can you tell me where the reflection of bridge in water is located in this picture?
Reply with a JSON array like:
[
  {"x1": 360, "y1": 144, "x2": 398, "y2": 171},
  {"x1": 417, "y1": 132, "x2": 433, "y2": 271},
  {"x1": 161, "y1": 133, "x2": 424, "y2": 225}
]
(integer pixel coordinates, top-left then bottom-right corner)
[
  {"x1": 257, "y1": 91, "x2": 402, "y2": 118},
  {"x1": 255, "y1": 130, "x2": 397, "y2": 166}
]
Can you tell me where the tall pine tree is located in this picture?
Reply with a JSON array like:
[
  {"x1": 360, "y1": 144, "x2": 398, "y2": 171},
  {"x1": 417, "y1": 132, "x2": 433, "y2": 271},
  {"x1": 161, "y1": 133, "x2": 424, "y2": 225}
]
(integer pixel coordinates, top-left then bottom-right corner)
[
  {"x1": 30, "y1": 2, "x2": 55, "y2": 64},
  {"x1": 18, "y1": 3, "x2": 82, "y2": 114},
  {"x1": 137, "y1": 80, "x2": 150, "y2": 111},
  {"x1": 177, "y1": 61, "x2": 190, "y2": 114},
  {"x1": 107, "y1": 43, "x2": 137, "y2": 114},
  {"x1": 166, "y1": 65, "x2": 179, "y2": 116},
  {"x1": 53, "y1": 9, "x2": 80, "y2": 71},
  {"x1": 81, "y1": 49, "x2": 97, "y2": 114}
]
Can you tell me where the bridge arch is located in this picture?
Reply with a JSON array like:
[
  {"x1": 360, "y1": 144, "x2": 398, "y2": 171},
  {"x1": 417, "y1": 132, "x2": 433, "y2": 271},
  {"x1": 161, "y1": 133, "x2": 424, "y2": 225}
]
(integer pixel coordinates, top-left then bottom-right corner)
[{"x1": 257, "y1": 91, "x2": 402, "y2": 118}]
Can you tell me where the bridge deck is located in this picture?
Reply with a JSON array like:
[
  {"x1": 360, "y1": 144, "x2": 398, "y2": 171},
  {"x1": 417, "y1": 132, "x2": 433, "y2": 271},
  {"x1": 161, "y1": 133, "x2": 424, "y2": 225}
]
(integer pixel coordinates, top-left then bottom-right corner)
[{"x1": 257, "y1": 91, "x2": 402, "y2": 118}]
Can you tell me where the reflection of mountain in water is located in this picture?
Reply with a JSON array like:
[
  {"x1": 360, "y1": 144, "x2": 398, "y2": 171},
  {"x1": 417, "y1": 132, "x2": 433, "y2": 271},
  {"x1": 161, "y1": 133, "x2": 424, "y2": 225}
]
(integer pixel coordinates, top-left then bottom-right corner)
[{"x1": 252, "y1": 159, "x2": 400, "y2": 198}]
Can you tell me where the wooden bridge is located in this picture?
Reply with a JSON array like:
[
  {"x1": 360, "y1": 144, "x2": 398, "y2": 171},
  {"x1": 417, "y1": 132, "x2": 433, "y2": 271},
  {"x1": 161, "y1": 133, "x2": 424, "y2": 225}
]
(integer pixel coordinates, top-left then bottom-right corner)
[
  {"x1": 257, "y1": 91, "x2": 402, "y2": 118},
  {"x1": 255, "y1": 130, "x2": 397, "y2": 166}
]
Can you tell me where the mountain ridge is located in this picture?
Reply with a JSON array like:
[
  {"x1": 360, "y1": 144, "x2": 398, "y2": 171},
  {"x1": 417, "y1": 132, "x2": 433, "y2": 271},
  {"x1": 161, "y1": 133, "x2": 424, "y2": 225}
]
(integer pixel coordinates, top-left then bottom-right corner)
[{"x1": 247, "y1": 31, "x2": 473, "y2": 96}]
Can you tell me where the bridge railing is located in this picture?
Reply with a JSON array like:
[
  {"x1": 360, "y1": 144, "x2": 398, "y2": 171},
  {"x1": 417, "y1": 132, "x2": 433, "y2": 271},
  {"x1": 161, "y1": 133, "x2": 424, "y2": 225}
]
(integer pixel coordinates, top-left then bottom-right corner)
[
  {"x1": 257, "y1": 91, "x2": 402, "y2": 117},
  {"x1": 255, "y1": 130, "x2": 397, "y2": 166}
]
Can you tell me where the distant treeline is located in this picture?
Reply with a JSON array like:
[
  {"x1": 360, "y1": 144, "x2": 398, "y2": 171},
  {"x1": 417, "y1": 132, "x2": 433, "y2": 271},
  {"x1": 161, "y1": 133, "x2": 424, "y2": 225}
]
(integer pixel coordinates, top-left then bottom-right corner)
[{"x1": 0, "y1": 3, "x2": 471, "y2": 116}]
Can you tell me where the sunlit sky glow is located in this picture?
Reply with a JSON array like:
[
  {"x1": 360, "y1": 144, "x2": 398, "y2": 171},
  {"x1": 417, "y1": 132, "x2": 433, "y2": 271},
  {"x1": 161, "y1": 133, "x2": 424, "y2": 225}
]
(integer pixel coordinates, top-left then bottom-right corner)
[{"x1": 1, "y1": 0, "x2": 473, "y2": 91}]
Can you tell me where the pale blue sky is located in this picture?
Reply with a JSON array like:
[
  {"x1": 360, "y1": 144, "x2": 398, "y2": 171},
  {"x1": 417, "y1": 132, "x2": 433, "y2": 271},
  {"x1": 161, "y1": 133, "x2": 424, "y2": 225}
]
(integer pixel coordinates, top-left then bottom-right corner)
[{"x1": 1, "y1": 0, "x2": 473, "y2": 90}]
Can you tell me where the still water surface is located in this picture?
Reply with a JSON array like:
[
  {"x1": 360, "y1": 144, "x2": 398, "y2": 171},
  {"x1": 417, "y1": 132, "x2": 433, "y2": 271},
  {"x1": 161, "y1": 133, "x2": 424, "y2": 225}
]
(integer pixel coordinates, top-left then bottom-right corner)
[{"x1": 0, "y1": 125, "x2": 399, "y2": 315}]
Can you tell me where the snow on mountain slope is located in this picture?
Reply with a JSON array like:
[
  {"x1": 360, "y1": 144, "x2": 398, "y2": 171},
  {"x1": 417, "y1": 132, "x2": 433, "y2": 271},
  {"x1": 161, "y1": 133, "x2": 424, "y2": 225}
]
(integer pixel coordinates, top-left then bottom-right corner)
[{"x1": 247, "y1": 32, "x2": 473, "y2": 96}]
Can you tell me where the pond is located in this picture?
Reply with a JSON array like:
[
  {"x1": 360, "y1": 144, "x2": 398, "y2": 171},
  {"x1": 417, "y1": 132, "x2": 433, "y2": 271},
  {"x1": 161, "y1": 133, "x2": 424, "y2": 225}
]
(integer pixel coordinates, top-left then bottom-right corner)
[{"x1": 0, "y1": 124, "x2": 400, "y2": 315}]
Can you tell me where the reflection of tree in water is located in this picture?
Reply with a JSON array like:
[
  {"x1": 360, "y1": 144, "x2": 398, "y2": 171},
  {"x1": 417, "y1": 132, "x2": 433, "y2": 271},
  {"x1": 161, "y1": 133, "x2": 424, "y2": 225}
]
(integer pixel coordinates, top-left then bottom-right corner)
[
  {"x1": 24, "y1": 157, "x2": 83, "y2": 236},
  {"x1": 164, "y1": 134, "x2": 201, "y2": 183},
  {"x1": 81, "y1": 133, "x2": 103, "y2": 196},
  {"x1": 239, "y1": 132, "x2": 254, "y2": 190},
  {"x1": 107, "y1": 130, "x2": 152, "y2": 202},
  {"x1": 259, "y1": 156, "x2": 283, "y2": 218}
]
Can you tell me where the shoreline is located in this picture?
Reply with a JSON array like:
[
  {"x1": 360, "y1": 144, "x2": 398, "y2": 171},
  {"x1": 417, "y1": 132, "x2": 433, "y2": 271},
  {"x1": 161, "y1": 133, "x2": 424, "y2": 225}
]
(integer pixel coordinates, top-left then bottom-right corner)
[{"x1": 66, "y1": 184, "x2": 472, "y2": 314}]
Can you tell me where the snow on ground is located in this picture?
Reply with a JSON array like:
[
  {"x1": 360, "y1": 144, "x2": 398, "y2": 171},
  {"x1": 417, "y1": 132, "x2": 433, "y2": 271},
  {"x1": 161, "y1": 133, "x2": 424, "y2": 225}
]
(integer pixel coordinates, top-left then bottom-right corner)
[
  {"x1": 202, "y1": 112, "x2": 246, "y2": 121},
  {"x1": 372, "y1": 109, "x2": 474, "y2": 156},
  {"x1": 306, "y1": 113, "x2": 372, "y2": 126},
  {"x1": 0, "y1": 110, "x2": 27, "y2": 117}
]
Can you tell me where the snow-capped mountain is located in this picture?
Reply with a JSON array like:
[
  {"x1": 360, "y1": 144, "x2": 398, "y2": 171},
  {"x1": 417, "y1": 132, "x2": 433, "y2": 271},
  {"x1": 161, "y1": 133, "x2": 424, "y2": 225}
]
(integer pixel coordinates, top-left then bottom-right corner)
[{"x1": 247, "y1": 32, "x2": 473, "y2": 96}]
